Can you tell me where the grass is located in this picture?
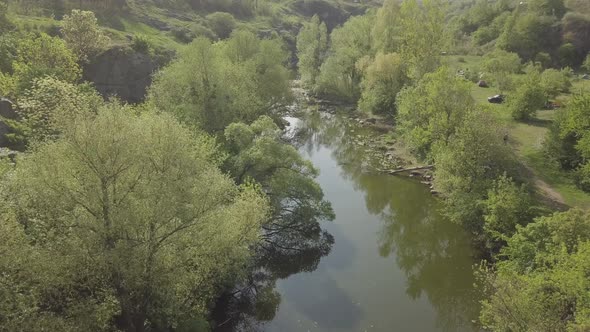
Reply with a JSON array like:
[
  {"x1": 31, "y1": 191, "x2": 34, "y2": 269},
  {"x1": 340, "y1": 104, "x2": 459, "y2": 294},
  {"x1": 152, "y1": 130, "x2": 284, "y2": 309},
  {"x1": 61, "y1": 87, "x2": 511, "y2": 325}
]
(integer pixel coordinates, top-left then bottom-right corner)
[{"x1": 446, "y1": 53, "x2": 590, "y2": 209}]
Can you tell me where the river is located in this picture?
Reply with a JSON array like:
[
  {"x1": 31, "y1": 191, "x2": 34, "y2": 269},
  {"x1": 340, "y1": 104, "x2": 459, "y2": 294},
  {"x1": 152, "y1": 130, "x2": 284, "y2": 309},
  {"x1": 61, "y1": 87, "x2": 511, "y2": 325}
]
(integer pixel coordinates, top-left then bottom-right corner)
[{"x1": 218, "y1": 110, "x2": 482, "y2": 332}]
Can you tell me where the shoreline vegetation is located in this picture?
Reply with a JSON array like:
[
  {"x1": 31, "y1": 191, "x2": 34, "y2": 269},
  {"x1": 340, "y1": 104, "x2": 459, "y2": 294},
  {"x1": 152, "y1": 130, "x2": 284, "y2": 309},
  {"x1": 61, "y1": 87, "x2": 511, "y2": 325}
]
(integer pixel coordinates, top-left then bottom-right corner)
[{"x1": 0, "y1": 0, "x2": 590, "y2": 330}]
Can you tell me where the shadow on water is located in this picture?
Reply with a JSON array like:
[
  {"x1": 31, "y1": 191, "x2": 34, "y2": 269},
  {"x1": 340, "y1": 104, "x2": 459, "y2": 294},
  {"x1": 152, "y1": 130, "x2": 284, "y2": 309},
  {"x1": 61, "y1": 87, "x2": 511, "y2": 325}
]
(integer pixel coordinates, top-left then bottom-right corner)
[{"x1": 214, "y1": 110, "x2": 481, "y2": 332}]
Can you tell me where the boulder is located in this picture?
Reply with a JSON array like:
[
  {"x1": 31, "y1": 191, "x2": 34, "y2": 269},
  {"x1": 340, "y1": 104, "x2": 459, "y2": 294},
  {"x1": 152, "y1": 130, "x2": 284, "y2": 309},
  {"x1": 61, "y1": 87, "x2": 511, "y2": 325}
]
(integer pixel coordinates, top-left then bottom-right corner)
[
  {"x1": 477, "y1": 80, "x2": 488, "y2": 88},
  {"x1": 83, "y1": 46, "x2": 157, "y2": 104}
]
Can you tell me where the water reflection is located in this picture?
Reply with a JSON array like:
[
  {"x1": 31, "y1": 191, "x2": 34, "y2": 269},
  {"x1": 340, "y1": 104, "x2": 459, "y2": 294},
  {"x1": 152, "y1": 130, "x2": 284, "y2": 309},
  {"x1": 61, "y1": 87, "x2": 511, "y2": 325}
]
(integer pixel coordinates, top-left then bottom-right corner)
[
  {"x1": 216, "y1": 110, "x2": 480, "y2": 331},
  {"x1": 290, "y1": 111, "x2": 480, "y2": 331}
]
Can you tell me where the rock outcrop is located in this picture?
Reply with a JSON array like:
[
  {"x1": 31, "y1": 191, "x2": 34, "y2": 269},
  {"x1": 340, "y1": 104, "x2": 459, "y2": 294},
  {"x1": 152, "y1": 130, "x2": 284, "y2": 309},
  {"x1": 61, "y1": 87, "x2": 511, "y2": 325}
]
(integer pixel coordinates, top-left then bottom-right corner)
[{"x1": 83, "y1": 46, "x2": 156, "y2": 104}]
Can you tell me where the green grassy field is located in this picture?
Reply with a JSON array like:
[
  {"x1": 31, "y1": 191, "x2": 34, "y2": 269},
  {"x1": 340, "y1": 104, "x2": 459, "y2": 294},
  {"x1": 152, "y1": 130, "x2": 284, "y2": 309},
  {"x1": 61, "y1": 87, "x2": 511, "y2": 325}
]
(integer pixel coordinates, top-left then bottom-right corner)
[{"x1": 445, "y1": 54, "x2": 590, "y2": 209}]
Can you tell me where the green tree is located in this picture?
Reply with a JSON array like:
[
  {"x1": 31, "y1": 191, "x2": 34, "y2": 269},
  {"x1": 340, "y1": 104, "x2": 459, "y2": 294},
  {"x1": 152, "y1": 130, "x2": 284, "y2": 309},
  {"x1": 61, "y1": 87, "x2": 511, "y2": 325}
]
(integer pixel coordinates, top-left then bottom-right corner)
[
  {"x1": 396, "y1": 67, "x2": 475, "y2": 159},
  {"x1": 371, "y1": 0, "x2": 400, "y2": 53},
  {"x1": 540, "y1": 68, "x2": 572, "y2": 99},
  {"x1": 15, "y1": 77, "x2": 102, "y2": 144},
  {"x1": 481, "y1": 174, "x2": 535, "y2": 244},
  {"x1": 482, "y1": 50, "x2": 521, "y2": 92},
  {"x1": 398, "y1": 0, "x2": 448, "y2": 80},
  {"x1": 315, "y1": 14, "x2": 373, "y2": 100},
  {"x1": 507, "y1": 69, "x2": 546, "y2": 120},
  {"x1": 358, "y1": 52, "x2": 408, "y2": 115},
  {"x1": 224, "y1": 116, "x2": 334, "y2": 265},
  {"x1": 548, "y1": 93, "x2": 590, "y2": 190},
  {"x1": 61, "y1": 10, "x2": 109, "y2": 63},
  {"x1": 434, "y1": 110, "x2": 515, "y2": 231},
  {"x1": 149, "y1": 33, "x2": 291, "y2": 132},
  {"x1": 497, "y1": 10, "x2": 559, "y2": 61},
  {"x1": 206, "y1": 11, "x2": 236, "y2": 39},
  {"x1": 2, "y1": 103, "x2": 268, "y2": 331},
  {"x1": 583, "y1": 53, "x2": 590, "y2": 72},
  {"x1": 296, "y1": 15, "x2": 327, "y2": 87},
  {"x1": 1, "y1": 33, "x2": 80, "y2": 97},
  {"x1": 481, "y1": 209, "x2": 590, "y2": 331}
]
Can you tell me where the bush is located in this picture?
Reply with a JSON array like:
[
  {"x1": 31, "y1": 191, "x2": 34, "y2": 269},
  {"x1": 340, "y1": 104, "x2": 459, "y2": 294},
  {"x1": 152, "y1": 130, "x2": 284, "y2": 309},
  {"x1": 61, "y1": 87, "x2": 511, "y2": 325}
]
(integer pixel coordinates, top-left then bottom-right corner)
[
  {"x1": 507, "y1": 72, "x2": 546, "y2": 120},
  {"x1": 206, "y1": 12, "x2": 236, "y2": 40},
  {"x1": 540, "y1": 68, "x2": 572, "y2": 99},
  {"x1": 131, "y1": 34, "x2": 151, "y2": 54}
]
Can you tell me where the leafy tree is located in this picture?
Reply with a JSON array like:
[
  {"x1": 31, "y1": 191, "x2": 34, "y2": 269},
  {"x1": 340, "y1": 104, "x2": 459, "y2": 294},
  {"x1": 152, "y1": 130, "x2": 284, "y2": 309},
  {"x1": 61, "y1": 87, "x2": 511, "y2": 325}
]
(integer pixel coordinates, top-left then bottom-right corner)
[
  {"x1": 396, "y1": 67, "x2": 475, "y2": 159},
  {"x1": 506, "y1": 69, "x2": 546, "y2": 120},
  {"x1": 481, "y1": 174, "x2": 535, "y2": 244},
  {"x1": 562, "y1": 13, "x2": 590, "y2": 66},
  {"x1": 481, "y1": 209, "x2": 590, "y2": 331},
  {"x1": 296, "y1": 15, "x2": 327, "y2": 87},
  {"x1": 547, "y1": 93, "x2": 590, "y2": 190},
  {"x1": 224, "y1": 116, "x2": 334, "y2": 270},
  {"x1": 528, "y1": 0, "x2": 566, "y2": 18},
  {"x1": 434, "y1": 110, "x2": 515, "y2": 232},
  {"x1": 1, "y1": 33, "x2": 80, "y2": 97},
  {"x1": 583, "y1": 53, "x2": 590, "y2": 72},
  {"x1": 206, "y1": 11, "x2": 236, "y2": 39},
  {"x1": 0, "y1": 0, "x2": 13, "y2": 34},
  {"x1": 540, "y1": 68, "x2": 572, "y2": 99},
  {"x1": 482, "y1": 50, "x2": 521, "y2": 92},
  {"x1": 358, "y1": 52, "x2": 408, "y2": 116},
  {"x1": 398, "y1": 0, "x2": 448, "y2": 80},
  {"x1": 497, "y1": 9, "x2": 560, "y2": 61},
  {"x1": 2, "y1": 103, "x2": 269, "y2": 331},
  {"x1": 558, "y1": 42, "x2": 578, "y2": 68},
  {"x1": 149, "y1": 33, "x2": 291, "y2": 132},
  {"x1": 315, "y1": 14, "x2": 373, "y2": 100},
  {"x1": 61, "y1": 10, "x2": 109, "y2": 63},
  {"x1": 15, "y1": 77, "x2": 102, "y2": 144},
  {"x1": 371, "y1": 0, "x2": 400, "y2": 53}
]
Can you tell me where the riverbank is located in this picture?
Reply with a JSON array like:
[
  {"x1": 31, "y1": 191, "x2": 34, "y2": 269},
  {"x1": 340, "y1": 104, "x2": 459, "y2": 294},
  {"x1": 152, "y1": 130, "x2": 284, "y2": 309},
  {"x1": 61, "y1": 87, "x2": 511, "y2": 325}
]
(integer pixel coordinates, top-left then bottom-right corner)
[{"x1": 291, "y1": 82, "x2": 437, "y2": 193}]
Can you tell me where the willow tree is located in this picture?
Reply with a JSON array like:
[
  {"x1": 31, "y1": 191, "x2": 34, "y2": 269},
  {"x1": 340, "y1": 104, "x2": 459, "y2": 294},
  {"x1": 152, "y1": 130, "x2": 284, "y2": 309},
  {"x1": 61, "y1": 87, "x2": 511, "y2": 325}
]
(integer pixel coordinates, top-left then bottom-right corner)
[
  {"x1": 2, "y1": 103, "x2": 268, "y2": 331},
  {"x1": 296, "y1": 15, "x2": 328, "y2": 87}
]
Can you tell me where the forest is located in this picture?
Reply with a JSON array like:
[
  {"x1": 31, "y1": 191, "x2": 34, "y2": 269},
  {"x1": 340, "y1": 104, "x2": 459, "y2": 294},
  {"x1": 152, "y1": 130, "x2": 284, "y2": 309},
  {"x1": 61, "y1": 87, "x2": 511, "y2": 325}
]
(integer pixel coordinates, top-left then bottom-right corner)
[{"x1": 0, "y1": 0, "x2": 590, "y2": 331}]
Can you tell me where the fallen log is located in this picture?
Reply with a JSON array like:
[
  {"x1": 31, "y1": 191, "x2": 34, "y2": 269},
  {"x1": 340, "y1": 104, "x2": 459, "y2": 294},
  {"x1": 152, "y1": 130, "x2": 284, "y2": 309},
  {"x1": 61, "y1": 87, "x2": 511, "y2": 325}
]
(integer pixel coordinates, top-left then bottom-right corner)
[{"x1": 384, "y1": 165, "x2": 434, "y2": 175}]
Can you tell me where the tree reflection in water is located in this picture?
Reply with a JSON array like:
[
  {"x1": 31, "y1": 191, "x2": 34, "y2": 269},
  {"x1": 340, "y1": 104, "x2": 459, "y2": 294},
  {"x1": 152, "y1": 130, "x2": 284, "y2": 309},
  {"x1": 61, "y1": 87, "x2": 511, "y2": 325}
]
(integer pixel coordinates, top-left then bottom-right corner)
[
  {"x1": 291, "y1": 111, "x2": 481, "y2": 331},
  {"x1": 214, "y1": 110, "x2": 480, "y2": 331}
]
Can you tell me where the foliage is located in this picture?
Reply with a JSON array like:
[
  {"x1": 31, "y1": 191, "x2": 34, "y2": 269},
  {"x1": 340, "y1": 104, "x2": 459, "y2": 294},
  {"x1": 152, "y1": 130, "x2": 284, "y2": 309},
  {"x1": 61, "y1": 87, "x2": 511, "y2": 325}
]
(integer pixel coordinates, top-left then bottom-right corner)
[
  {"x1": 0, "y1": 103, "x2": 269, "y2": 330},
  {"x1": 481, "y1": 209, "x2": 590, "y2": 331},
  {"x1": 540, "y1": 67, "x2": 572, "y2": 99},
  {"x1": 206, "y1": 11, "x2": 236, "y2": 40},
  {"x1": 584, "y1": 53, "x2": 590, "y2": 72},
  {"x1": 61, "y1": 10, "x2": 109, "y2": 63},
  {"x1": 130, "y1": 34, "x2": 152, "y2": 54},
  {"x1": 296, "y1": 15, "x2": 327, "y2": 88},
  {"x1": 547, "y1": 93, "x2": 590, "y2": 191},
  {"x1": 15, "y1": 77, "x2": 102, "y2": 144},
  {"x1": 396, "y1": 67, "x2": 475, "y2": 159},
  {"x1": 358, "y1": 52, "x2": 408, "y2": 116},
  {"x1": 371, "y1": 0, "x2": 400, "y2": 53},
  {"x1": 0, "y1": 0, "x2": 13, "y2": 34},
  {"x1": 149, "y1": 32, "x2": 291, "y2": 133},
  {"x1": 506, "y1": 69, "x2": 546, "y2": 120},
  {"x1": 434, "y1": 110, "x2": 516, "y2": 232},
  {"x1": 497, "y1": 9, "x2": 560, "y2": 62},
  {"x1": 481, "y1": 174, "x2": 535, "y2": 243},
  {"x1": 398, "y1": 0, "x2": 448, "y2": 80},
  {"x1": 224, "y1": 116, "x2": 334, "y2": 268},
  {"x1": 482, "y1": 50, "x2": 521, "y2": 92},
  {"x1": 0, "y1": 33, "x2": 80, "y2": 97},
  {"x1": 315, "y1": 14, "x2": 373, "y2": 100}
]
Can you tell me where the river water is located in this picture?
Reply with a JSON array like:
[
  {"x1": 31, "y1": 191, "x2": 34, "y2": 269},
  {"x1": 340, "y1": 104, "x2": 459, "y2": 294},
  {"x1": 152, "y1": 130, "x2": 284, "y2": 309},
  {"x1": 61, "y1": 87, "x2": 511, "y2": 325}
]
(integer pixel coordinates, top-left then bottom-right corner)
[{"x1": 256, "y1": 111, "x2": 481, "y2": 332}]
